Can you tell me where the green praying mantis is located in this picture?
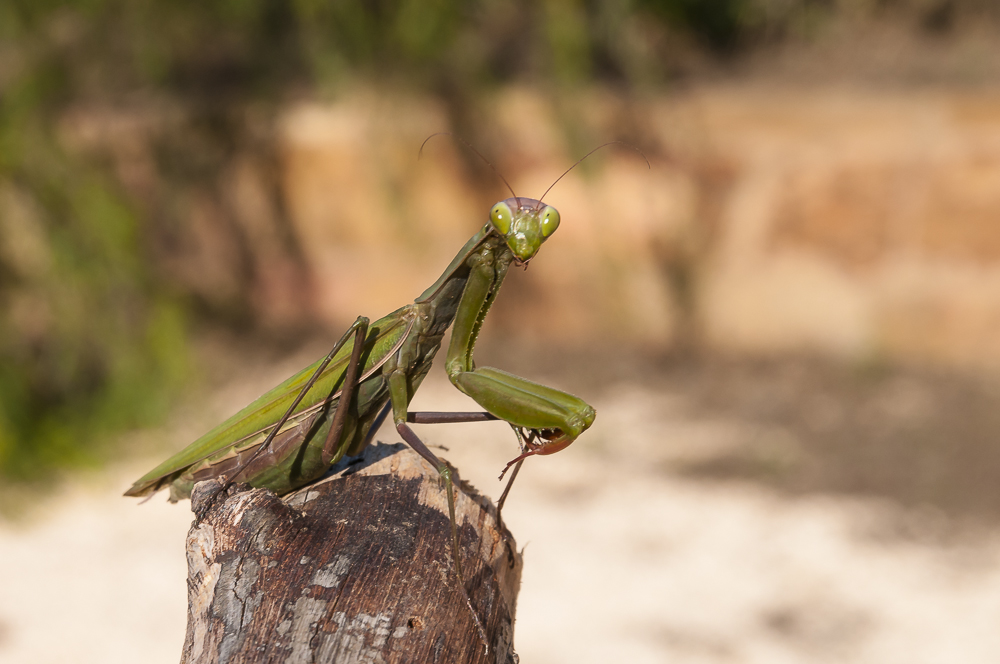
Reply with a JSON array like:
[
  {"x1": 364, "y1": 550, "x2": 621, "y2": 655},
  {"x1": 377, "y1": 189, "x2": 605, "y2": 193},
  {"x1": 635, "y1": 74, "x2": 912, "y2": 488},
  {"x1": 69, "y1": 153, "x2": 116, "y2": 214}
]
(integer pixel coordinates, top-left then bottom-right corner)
[{"x1": 126, "y1": 140, "x2": 641, "y2": 649}]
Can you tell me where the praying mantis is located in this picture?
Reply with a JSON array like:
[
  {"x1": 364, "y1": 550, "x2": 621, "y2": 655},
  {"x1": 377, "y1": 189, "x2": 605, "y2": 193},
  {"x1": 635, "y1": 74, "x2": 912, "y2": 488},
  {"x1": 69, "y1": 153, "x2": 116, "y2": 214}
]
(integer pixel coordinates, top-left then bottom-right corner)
[{"x1": 125, "y1": 141, "x2": 636, "y2": 649}]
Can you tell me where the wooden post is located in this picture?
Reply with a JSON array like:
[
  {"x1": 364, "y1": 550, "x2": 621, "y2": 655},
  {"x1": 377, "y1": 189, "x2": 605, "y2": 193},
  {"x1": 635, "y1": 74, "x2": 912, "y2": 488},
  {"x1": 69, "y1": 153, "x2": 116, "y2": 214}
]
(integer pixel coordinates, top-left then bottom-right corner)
[{"x1": 181, "y1": 442, "x2": 523, "y2": 664}]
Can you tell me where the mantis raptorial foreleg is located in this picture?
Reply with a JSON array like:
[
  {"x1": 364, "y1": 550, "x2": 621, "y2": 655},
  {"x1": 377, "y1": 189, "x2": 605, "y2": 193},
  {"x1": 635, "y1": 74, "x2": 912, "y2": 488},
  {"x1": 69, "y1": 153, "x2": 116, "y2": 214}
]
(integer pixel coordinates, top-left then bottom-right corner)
[{"x1": 127, "y1": 141, "x2": 652, "y2": 653}]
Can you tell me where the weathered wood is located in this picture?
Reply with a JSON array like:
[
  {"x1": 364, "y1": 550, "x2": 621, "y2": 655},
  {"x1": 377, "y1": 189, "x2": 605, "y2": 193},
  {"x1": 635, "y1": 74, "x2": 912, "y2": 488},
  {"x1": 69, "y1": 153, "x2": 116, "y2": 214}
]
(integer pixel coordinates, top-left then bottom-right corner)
[{"x1": 181, "y1": 442, "x2": 523, "y2": 664}]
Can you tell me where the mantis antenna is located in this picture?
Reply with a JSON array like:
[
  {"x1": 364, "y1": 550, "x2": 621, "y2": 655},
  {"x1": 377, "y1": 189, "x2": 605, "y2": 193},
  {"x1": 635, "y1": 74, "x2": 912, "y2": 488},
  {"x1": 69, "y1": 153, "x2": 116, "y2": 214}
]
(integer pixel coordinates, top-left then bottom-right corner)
[
  {"x1": 419, "y1": 132, "x2": 521, "y2": 209},
  {"x1": 538, "y1": 140, "x2": 650, "y2": 206}
]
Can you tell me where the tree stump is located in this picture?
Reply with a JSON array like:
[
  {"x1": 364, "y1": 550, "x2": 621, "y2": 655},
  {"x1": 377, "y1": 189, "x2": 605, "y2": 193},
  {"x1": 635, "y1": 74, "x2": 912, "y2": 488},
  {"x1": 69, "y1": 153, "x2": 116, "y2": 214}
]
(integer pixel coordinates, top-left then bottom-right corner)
[{"x1": 181, "y1": 442, "x2": 523, "y2": 664}]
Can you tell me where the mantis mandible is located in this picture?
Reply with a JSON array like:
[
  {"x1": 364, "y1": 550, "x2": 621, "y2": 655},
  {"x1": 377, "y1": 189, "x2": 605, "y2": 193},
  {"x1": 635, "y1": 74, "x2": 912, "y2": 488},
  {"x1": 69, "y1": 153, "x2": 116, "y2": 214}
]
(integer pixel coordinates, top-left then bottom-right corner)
[{"x1": 125, "y1": 141, "x2": 637, "y2": 648}]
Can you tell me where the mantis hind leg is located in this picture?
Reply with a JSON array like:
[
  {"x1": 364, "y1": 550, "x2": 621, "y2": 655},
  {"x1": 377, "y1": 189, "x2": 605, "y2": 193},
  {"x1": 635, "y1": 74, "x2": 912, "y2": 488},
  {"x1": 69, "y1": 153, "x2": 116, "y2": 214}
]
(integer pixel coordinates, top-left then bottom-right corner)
[
  {"x1": 194, "y1": 316, "x2": 371, "y2": 518},
  {"x1": 321, "y1": 317, "x2": 370, "y2": 465}
]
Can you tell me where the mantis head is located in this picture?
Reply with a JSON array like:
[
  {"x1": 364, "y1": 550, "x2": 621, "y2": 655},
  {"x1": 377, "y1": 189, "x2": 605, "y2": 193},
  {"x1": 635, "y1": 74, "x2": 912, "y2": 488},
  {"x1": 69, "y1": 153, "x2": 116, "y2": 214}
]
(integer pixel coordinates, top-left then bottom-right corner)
[{"x1": 489, "y1": 197, "x2": 560, "y2": 264}]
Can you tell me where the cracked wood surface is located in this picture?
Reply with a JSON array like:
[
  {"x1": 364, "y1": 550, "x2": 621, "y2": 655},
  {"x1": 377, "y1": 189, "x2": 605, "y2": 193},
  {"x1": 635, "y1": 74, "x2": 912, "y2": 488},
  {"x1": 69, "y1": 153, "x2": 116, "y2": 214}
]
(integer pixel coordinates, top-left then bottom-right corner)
[{"x1": 181, "y1": 442, "x2": 522, "y2": 664}]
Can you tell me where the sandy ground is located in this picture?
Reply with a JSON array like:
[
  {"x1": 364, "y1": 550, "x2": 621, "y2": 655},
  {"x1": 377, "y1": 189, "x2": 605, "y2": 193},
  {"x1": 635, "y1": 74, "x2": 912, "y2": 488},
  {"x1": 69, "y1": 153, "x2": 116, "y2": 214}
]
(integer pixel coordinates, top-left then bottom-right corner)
[{"x1": 2, "y1": 351, "x2": 1000, "y2": 664}]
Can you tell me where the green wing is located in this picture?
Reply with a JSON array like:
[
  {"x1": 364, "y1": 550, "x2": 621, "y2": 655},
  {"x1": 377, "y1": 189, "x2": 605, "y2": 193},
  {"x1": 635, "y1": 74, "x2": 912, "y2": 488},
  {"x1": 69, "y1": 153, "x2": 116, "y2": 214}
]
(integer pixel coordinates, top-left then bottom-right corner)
[{"x1": 125, "y1": 310, "x2": 410, "y2": 497}]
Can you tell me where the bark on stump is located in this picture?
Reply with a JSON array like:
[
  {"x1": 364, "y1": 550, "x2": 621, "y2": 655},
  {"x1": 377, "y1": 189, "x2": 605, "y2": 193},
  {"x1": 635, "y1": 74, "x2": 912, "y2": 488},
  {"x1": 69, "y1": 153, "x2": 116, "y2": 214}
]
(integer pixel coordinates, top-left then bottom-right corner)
[{"x1": 182, "y1": 442, "x2": 522, "y2": 664}]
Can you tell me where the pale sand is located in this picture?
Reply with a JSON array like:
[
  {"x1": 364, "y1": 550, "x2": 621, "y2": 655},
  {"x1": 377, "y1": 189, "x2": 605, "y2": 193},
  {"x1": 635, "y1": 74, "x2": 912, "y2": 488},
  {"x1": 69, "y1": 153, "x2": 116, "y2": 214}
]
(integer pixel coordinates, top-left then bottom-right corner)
[{"x1": 2, "y1": 366, "x2": 999, "y2": 664}]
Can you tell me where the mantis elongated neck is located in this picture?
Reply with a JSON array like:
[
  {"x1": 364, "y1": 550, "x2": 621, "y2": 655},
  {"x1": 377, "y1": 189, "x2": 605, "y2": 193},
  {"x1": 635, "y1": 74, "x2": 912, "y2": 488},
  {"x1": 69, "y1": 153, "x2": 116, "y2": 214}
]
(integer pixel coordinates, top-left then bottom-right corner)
[
  {"x1": 415, "y1": 224, "x2": 493, "y2": 305},
  {"x1": 443, "y1": 236, "x2": 513, "y2": 378}
]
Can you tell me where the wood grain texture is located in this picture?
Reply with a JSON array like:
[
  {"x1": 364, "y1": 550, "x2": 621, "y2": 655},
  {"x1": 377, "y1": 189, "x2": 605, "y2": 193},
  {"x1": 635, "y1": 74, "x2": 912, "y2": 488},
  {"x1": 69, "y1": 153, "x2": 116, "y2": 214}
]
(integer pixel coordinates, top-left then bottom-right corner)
[{"x1": 181, "y1": 442, "x2": 522, "y2": 664}]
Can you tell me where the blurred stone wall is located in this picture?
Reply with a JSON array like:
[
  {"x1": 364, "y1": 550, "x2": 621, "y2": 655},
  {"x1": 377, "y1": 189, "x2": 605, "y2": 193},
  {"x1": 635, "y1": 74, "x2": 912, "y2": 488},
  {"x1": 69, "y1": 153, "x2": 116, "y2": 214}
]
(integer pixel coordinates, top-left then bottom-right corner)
[
  {"x1": 278, "y1": 89, "x2": 694, "y2": 350},
  {"x1": 685, "y1": 87, "x2": 1000, "y2": 369},
  {"x1": 276, "y1": 85, "x2": 1000, "y2": 368}
]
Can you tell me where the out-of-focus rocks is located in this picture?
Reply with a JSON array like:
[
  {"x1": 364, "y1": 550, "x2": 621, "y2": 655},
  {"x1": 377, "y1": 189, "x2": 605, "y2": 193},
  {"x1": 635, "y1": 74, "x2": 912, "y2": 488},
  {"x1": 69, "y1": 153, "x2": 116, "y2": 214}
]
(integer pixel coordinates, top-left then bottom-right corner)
[{"x1": 279, "y1": 86, "x2": 1000, "y2": 369}]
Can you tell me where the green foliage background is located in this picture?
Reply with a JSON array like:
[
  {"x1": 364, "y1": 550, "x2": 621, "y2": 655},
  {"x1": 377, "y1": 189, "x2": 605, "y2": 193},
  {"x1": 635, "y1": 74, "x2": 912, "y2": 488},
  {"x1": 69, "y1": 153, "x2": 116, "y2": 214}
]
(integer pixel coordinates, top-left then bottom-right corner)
[{"x1": 0, "y1": 0, "x2": 993, "y2": 481}]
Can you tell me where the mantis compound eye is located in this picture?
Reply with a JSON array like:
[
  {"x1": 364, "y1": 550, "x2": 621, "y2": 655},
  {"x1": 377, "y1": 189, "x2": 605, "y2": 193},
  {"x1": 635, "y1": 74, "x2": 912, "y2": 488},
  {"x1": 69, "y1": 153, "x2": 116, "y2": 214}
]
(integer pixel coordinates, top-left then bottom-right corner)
[
  {"x1": 490, "y1": 201, "x2": 513, "y2": 235},
  {"x1": 540, "y1": 206, "x2": 560, "y2": 237}
]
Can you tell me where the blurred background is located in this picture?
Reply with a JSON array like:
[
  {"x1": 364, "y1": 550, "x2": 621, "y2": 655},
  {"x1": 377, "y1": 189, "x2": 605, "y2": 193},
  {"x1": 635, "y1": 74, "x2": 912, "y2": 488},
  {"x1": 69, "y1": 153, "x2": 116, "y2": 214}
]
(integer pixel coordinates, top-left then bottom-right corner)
[{"x1": 3, "y1": 0, "x2": 1000, "y2": 662}]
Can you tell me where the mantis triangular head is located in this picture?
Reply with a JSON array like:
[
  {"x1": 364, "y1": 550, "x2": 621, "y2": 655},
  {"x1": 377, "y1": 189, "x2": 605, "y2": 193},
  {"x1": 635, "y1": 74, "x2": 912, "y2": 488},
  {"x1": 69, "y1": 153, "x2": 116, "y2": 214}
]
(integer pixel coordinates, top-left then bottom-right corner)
[{"x1": 488, "y1": 197, "x2": 560, "y2": 264}]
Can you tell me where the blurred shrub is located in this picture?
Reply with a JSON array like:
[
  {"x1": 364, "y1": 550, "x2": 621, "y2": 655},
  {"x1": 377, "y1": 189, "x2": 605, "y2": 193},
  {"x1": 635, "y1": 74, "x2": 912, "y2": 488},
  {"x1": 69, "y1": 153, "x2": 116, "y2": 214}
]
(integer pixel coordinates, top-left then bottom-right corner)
[
  {"x1": 0, "y1": 31, "x2": 188, "y2": 479},
  {"x1": 0, "y1": 0, "x2": 718, "y2": 482},
  {"x1": 0, "y1": 0, "x2": 996, "y2": 482}
]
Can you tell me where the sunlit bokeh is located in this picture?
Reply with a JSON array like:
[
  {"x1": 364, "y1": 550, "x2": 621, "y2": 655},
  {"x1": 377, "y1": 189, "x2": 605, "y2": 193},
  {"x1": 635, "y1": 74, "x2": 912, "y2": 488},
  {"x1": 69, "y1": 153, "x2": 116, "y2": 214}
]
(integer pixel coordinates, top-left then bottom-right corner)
[{"x1": 3, "y1": 2, "x2": 1000, "y2": 662}]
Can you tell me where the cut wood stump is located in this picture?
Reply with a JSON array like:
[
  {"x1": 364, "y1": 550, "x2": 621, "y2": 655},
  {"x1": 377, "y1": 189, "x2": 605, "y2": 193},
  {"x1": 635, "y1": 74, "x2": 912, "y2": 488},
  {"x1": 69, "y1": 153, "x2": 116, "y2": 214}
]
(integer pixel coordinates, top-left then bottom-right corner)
[{"x1": 181, "y1": 442, "x2": 523, "y2": 664}]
